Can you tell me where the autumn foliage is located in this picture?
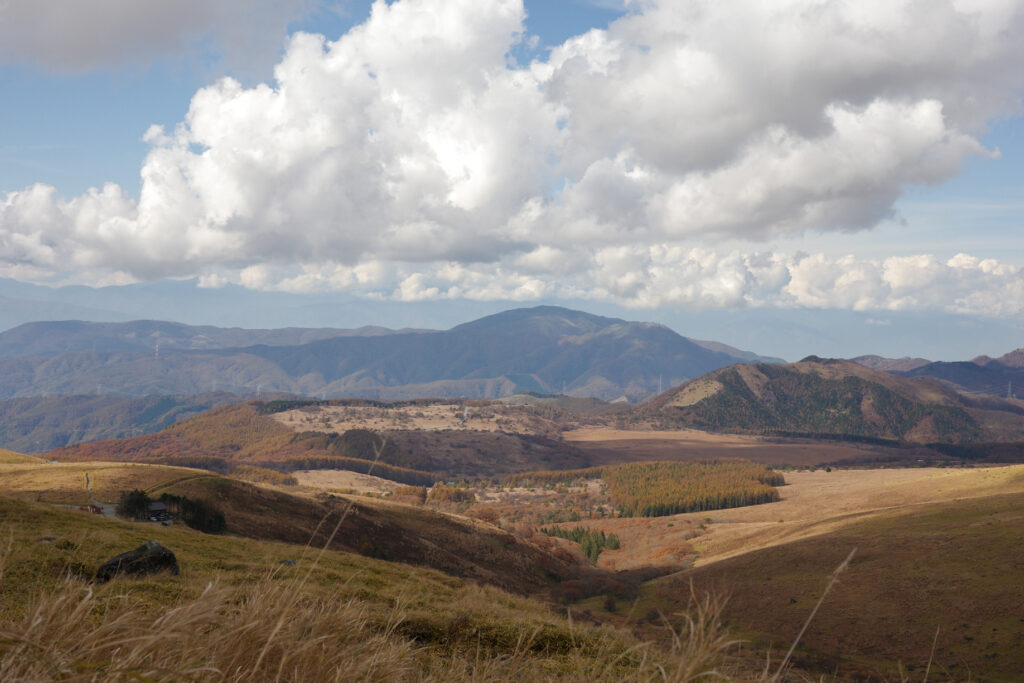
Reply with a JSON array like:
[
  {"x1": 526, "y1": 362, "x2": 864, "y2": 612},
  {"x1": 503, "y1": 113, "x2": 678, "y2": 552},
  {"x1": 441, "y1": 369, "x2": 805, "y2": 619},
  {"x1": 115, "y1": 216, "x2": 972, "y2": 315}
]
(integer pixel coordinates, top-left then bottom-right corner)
[
  {"x1": 505, "y1": 460, "x2": 784, "y2": 517},
  {"x1": 427, "y1": 485, "x2": 476, "y2": 504},
  {"x1": 603, "y1": 461, "x2": 782, "y2": 517}
]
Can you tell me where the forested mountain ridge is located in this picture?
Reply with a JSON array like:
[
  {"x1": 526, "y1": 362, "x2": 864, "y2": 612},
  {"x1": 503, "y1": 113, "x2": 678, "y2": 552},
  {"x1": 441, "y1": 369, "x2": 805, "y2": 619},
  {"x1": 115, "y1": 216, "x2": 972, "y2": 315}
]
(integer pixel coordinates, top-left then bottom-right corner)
[{"x1": 646, "y1": 357, "x2": 1024, "y2": 443}]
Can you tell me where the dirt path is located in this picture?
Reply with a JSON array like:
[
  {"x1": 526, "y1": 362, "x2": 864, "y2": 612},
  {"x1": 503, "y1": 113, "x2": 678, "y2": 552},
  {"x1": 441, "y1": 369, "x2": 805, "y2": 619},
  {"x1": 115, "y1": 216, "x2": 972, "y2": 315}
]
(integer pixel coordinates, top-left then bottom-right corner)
[
  {"x1": 144, "y1": 474, "x2": 213, "y2": 496},
  {"x1": 84, "y1": 472, "x2": 117, "y2": 518}
]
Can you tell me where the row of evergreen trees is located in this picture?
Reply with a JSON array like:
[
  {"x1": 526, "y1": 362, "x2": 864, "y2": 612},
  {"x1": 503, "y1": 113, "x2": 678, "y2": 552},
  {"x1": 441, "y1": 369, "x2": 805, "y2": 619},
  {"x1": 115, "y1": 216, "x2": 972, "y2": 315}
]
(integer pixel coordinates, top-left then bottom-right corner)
[
  {"x1": 540, "y1": 526, "x2": 620, "y2": 562},
  {"x1": 602, "y1": 461, "x2": 783, "y2": 517},
  {"x1": 116, "y1": 489, "x2": 226, "y2": 534}
]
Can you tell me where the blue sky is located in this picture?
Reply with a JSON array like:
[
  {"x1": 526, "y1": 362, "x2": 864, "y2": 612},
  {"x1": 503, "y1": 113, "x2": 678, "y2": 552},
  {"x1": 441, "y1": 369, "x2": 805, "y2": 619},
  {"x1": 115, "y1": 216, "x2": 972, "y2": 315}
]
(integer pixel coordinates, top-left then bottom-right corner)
[{"x1": 0, "y1": 0, "x2": 1022, "y2": 358}]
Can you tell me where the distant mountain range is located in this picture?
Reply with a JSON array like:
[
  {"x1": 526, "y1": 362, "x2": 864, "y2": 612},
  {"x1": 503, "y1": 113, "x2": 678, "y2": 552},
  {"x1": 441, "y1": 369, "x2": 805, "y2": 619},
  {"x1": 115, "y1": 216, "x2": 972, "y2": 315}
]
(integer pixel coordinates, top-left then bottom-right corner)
[
  {"x1": 648, "y1": 356, "x2": 1024, "y2": 443},
  {"x1": 853, "y1": 348, "x2": 1024, "y2": 397},
  {"x1": 0, "y1": 306, "x2": 781, "y2": 402},
  {"x1": 0, "y1": 393, "x2": 251, "y2": 453}
]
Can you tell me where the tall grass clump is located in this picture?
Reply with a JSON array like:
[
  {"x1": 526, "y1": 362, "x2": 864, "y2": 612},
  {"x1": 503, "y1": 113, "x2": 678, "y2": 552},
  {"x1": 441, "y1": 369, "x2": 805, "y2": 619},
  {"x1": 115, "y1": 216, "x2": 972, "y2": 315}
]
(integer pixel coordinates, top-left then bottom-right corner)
[
  {"x1": 0, "y1": 574, "x2": 419, "y2": 681},
  {"x1": 0, "y1": 577, "x2": 737, "y2": 682}
]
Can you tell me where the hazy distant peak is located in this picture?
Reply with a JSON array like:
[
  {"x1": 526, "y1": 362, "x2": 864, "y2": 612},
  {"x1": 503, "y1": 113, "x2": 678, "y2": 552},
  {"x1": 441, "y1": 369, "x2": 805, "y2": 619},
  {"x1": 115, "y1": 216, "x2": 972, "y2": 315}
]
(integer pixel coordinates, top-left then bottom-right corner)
[
  {"x1": 982, "y1": 348, "x2": 1024, "y2": 368},
  {"x1": 851, "y1": 354, "x2": 932, "y2": 372},
  {"x1": 449, "y1": 305, "x2": 624, "y2": 333}
]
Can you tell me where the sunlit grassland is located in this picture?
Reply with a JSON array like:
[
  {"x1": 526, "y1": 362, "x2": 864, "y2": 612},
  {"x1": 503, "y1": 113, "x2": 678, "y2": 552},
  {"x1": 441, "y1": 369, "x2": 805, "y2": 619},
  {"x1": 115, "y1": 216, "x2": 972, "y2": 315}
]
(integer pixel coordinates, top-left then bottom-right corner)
[
  {"x1": 0, "y1": 495, "x2": 737, "y2": 681},
  {"x1": 633, "y1": 487, "x2": 1024, "y2": 681},
  {"x1": 0, "y1": 460, "x2": 211, "y2": 506},
  {"x1": 0, "y1": 449, "x2": 40, "y2": 464}
]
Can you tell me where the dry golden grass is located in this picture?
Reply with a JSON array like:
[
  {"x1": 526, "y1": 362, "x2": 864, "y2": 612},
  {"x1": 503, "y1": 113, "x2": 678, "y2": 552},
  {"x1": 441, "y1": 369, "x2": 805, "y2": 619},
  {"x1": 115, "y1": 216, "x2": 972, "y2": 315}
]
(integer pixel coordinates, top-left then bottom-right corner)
[
  {"x1": 684, "y1": 464, "x2": 1024, "y2": 566},
  {"x1": 0, "y1": 449, "x2": 39, "y2": 464},
  {"x1": 293, "y1": 468, "x2": 402, "y2": 494},
  {"x1": 0, "y1": 495, "x2": 742, "y2": 682},
  {"x1": 0, "y1": 461, "x2": 209, "y2": 506},
  {"x1": 640, "y1": 489, "x2": 1024, "y2": 681},
  {"x1": 562, "y1": 428, "x2": 880, "y2": 467}
]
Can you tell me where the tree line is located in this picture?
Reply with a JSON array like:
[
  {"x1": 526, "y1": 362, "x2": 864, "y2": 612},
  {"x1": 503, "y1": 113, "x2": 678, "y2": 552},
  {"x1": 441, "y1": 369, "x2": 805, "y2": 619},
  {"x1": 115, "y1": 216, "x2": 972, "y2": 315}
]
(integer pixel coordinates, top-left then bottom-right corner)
[
  {"x1": 540, "y1": 526, "x2": 620, "y2": 562},
  {"x1": 603, "y1": 461, "x2": 783, "y2": 517},
  {"x1": 117, "y1": 489, "x2": 226, "y2": 534}
]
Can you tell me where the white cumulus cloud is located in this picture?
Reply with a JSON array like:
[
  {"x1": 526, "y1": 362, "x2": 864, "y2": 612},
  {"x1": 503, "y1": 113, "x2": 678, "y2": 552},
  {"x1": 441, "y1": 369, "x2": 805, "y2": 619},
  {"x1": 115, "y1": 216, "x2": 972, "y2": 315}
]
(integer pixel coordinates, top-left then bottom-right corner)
[{"x1": 1, "y1": 0, "x2": 1024, "y2": 315}]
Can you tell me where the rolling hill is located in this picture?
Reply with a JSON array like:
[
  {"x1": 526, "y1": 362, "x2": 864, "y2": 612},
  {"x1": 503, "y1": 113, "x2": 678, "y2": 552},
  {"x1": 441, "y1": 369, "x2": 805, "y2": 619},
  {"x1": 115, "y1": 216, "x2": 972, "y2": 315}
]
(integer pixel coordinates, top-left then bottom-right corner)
[
  {"x1": 0, "y1": 306, "x2": 778, "y2": 402},
  {"x1": 0, "y1": 392, "x2": 256, "y2": 453},
  {"x1": 0, "y1": 458, "x2": 581, "y2": 595},
  {"x1": 646, "y1": 357, "x2": 1024, "y2": 443},
  {"x1": 44, "y1": 400, "x2": 599, "y2": 481},
  {"x1": 639, "y1": 480, "x2": 1024, "y2": 681},
  {"x1": 0, "y1": 494, "x2": 702, "y2": 681}
]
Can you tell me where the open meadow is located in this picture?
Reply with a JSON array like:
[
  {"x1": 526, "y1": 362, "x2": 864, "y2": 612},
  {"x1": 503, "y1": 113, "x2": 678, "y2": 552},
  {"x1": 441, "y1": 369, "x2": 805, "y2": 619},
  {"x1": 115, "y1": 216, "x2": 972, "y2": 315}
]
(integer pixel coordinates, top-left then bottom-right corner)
[{"x1": 563, "y1": 427, "x2": 912, "y2": 467}]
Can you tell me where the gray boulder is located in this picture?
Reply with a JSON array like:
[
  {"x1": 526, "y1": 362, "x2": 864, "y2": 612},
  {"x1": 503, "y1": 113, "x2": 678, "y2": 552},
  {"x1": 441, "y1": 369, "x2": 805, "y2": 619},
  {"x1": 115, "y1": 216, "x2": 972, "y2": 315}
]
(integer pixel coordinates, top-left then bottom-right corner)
[{"x1": 94, "y1": 540, "x2": 180, "y2": 583}]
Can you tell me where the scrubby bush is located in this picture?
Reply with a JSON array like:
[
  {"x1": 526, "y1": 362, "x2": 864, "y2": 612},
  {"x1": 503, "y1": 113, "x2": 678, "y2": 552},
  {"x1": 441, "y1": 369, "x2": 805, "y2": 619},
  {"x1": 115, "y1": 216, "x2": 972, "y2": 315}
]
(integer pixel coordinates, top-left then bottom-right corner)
[{"x1": 427, "y1": 485, "x2": 476, "y2": 504}]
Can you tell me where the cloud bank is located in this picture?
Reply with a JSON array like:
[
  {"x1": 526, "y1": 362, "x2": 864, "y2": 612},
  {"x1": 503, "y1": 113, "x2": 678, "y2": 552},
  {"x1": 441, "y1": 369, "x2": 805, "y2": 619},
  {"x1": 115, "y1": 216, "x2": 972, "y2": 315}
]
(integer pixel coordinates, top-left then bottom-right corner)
[
  {"x1": 2, "y1": 0, "x2": 1023, "y2": 315},
  {"x1": 0, "y1": 0, "x2": 319, "y2": 71}
]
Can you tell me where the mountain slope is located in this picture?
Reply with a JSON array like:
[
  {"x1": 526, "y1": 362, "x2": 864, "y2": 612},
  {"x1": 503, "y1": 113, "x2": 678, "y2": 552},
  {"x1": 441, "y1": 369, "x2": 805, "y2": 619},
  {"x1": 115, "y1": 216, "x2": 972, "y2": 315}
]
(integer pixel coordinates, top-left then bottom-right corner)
[
  {"x1": 0, "y1": 319, "x2": 401, "y2": 357},
  {"x1": 897, "y1": 358, "x2": 1024, "y2": 396},
  {"x1": 850, "y1": 354, "x2": 931, "y2": 372},
  {"x1": 646, "y1": 357, "x2": 1024, "y2": 442},
  {"x1": 0, "y1": 306, "x2": 777, "y2": 401},
  {"x1": 0, "y1": 392, "x2": 250, "y2": 453}
]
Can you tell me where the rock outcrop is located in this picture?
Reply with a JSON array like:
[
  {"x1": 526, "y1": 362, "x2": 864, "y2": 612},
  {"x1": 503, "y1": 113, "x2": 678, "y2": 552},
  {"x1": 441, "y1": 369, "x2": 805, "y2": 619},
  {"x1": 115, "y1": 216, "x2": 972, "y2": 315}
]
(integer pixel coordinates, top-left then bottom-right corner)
[{"x1": 94, "y1": 540, "x2": 180, "y2": 583}]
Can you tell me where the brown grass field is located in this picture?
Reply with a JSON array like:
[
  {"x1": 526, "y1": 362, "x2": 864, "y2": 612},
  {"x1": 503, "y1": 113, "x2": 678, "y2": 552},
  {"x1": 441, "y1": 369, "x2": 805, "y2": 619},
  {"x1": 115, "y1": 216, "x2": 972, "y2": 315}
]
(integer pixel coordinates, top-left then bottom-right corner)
[
  {"x1": 0, "y1": 460, "x2": 212, "y2": 506},
  {"x1": 684, "y1": 465, "x2": 1024, "y2": 566},
  {"x1": 292, "y1": 468, "x2": 403, "y2": 494},
  {"x1": 634, "y1": 487, "x2": 1024, "y2": 681},
  {"x1": 1, "y1": 496, "x2": 750, "y2": 681},
  {"x1": 531, "y1": 465, "x2": 1024, "y2": 570},
  {"x1": 562, "y1": 427, "x2": 895, "y2": 467},
  {"x1": 7, "y1": 429, "x2": 1024, "y2": 679},
  {"x1": 0, "y1": 449, "x2": 41, "y2": 464}
]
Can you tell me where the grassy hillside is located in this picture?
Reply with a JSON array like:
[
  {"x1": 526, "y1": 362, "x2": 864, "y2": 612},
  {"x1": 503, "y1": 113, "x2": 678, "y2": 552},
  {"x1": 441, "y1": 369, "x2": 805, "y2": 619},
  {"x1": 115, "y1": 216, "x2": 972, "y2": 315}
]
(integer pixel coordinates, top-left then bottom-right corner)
[
  {"x1": 0, "y1": 448, "x2": 40, "y2": 464},
  {"x1": 0, "y1": 459, "x2": 580, "y2": 595},
  {"x1": 0, "y1": 496, "x2": 739, "y2": 681},
  {"x1": 648, "y1": 358, "x2": 1024, "y2": 443},
  {"x1": 46, "y1": 401, "x2": 598, "y2": 482},
  {"x1": 635, "y1": 485, "x2": 1024, "y2": 680}
]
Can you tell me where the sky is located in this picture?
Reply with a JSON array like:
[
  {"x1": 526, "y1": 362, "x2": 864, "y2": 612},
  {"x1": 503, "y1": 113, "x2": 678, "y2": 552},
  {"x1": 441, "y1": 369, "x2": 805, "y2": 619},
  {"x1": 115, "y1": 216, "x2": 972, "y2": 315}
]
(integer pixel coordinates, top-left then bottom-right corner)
[{"x1": 1, "y1": 0, "x2": 1023, "y2": 359}]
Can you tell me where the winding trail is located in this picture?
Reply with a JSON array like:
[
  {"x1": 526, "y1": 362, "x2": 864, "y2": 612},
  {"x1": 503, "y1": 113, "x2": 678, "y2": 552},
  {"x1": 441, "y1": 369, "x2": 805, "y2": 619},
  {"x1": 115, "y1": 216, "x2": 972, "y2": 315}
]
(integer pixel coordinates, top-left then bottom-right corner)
[{"x1": 84, "y1": 472, "x2": 117, "y2": 518}]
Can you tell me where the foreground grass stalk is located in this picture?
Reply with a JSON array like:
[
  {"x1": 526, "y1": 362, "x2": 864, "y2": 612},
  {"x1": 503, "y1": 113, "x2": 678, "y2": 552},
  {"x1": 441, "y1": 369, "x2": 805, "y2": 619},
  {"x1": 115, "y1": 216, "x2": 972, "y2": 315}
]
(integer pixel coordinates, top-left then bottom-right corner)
[
  {"x1": 771, "y1": 547, "x2": 856, "y2": 682},
  {"x1": 256, "y1": 436, "x2": 390, "y2": 674}
]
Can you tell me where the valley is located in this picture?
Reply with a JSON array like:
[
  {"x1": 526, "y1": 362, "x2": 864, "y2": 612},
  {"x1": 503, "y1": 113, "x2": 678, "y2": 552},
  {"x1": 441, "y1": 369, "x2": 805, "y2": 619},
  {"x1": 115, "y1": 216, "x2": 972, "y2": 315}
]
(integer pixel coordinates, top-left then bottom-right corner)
[{"x1": 2, "y1": 308, "x2": 1024, "y2": 680}]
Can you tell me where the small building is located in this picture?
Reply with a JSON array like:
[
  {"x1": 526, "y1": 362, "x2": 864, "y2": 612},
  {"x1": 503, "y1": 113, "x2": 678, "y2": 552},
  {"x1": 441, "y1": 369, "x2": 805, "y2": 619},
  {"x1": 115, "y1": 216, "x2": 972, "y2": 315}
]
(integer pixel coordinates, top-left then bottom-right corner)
[{"x1": 147, "y1": 501, "x2": 170, "y2": 522}]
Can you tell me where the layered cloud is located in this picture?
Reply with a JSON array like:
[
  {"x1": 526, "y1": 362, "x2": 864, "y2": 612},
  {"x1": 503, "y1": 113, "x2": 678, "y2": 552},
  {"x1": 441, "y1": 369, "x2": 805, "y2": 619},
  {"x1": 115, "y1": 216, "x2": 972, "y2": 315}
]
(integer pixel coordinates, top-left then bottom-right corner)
[
  {"x1": 235, "y1": 249, "x2": 1024, "y2": 317},
  {"x1": 0, "y1": 0, "x2": 319, "y2": 71},
  {"x1": 2, "y1": 0, "x2": 1023, "y2": 314}
]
